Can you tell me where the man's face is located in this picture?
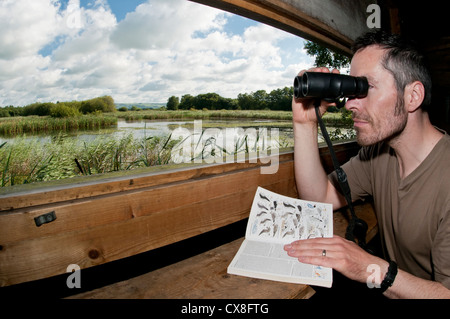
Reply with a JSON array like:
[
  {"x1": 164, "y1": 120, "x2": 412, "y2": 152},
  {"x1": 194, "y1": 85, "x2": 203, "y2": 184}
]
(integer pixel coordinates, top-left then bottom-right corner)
[{"x1": 346, "y1": 46, "x2": 407, "y2": 146}]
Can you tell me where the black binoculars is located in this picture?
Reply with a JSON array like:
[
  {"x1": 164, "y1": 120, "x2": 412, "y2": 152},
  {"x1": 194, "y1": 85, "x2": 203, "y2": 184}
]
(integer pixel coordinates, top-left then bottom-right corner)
[{"x1": 293, "y1": 72, "x2": 368, "y2": 108}]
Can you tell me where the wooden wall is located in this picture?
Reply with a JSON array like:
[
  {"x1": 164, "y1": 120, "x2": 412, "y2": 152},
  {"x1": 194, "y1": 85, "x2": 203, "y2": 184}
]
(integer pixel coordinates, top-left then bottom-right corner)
[
  {"x1": 0, "y1": 151, "x2": 293, "y2": 286},
  {"x1": 425, "y1": 40, "x2": 450, "y2": 133},
  {"x1": 394, "y1": 1, "x2": 450, "y2": 133}
]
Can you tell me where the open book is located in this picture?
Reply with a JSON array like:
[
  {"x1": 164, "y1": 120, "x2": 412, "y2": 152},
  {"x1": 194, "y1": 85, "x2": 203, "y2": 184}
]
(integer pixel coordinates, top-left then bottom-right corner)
[{"x1": 227, "y1": 187, "x2": 333, "y2": 288}]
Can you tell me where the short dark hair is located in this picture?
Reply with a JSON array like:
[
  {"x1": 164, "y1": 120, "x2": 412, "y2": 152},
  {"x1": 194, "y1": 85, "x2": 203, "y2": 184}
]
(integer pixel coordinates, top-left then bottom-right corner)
[{"x1": 352, "y1": 31, "x2": 432, "y2": 109}]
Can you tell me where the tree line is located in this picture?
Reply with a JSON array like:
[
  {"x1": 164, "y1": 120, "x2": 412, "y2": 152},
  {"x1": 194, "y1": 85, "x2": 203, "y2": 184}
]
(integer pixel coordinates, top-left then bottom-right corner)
[
  {"x1": 0, "y1": 96, "x2": 116, "y2": 118},
  {"x1": 1, "y1": 87, "x2": 295, "y2": 119},
  {"x1": 166, "y1": 87, "x2": 294, "y2": 111}
]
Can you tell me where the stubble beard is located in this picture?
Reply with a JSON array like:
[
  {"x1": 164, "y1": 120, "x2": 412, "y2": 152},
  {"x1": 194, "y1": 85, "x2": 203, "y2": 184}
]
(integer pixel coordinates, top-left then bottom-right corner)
[{"x1": 353, "y1": 98, "x2": 407, "y2": 147}]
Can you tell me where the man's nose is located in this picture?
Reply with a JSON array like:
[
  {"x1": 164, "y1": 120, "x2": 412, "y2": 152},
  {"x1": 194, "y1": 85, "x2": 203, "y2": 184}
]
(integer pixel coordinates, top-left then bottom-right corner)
[{"x1": 345, "y1": 97, "x2": 361, "y2": 111}]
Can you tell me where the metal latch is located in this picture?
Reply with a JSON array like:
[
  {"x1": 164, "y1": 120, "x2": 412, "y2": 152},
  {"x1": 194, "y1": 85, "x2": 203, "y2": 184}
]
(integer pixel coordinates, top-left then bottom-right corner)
[{"x1": 34, "y1": 211, "x2": 56, "y2": 227}]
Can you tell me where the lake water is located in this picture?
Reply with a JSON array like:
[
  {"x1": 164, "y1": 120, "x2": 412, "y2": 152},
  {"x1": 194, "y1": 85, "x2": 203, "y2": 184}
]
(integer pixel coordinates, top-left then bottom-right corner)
[
  {"x1": 0, "y1": 119, "x2": 294, "y2": 145},
  {"x1": 0, "y1": 118, "x2": 353, "y2": 149}
]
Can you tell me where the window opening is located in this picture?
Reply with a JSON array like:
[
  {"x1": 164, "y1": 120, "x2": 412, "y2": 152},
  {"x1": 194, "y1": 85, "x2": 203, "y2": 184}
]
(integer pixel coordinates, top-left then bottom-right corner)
[{"x1": 0, "y1": 0, "x2": 354, "y2": 189}]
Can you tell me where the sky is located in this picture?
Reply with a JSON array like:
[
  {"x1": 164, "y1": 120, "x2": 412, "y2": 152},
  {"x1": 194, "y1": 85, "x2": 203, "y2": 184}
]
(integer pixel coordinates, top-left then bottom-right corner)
[{"x1": 0, "y1": 0, "x2": 314, "y2": 106}]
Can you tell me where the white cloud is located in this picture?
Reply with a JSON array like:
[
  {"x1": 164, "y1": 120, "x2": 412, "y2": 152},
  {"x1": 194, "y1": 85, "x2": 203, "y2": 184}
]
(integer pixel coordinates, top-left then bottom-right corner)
[
  {"x1": 0, "y1": 0, "x2": 61, "y2": 60},
  {"x1": 0, "y1": 0, "x2": 313, "y2": 106},
  {"x1": 110, "y1": 0, "x2": 225, "y2": 51}
]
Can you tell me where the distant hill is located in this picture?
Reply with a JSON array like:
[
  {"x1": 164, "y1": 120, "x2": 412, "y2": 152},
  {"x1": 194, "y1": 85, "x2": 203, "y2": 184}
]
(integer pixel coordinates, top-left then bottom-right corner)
[{"x1": 115, "y1": 102, "x2": 166, "y2": 110}]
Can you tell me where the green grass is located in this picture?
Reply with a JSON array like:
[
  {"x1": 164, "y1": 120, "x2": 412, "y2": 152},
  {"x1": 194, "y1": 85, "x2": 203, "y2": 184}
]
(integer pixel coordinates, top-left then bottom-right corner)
[
  {"x1": 0, "y1": 133, "x2": 178, "y2": 187},
  {"x1": 0, "y1": 131, "x2": 288, "y2": 188},
  {"x1": 114, "y1": 109, "x2": 294, "y2": 121},
  {"x1": 113, "y1": 109, "x2": 352, "y2": 126}
]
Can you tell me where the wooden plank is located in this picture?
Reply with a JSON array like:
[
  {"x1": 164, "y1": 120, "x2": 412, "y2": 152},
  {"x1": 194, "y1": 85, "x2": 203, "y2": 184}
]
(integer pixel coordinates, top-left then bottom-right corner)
[
  {"x1": 319, "y1": 140, "x2": 360, "y2": 174},
  {"x1": 191, "y1": 0, "x2": 354, "y2": 55},
  {"x1": 190, "y1": 0, "x2": 377, "y2": 55},
  {"x1": 67, "y1": 238, "x2": 315, "y2": 299},
  {"x1": 0, "y1": 152, "x2": 291, "y2": 211},
  {"x1": 0, "y1": 158, "x2": 294, "y2": 245},
  {"x1": 0, "y1": 170, "x2": 296, "y2": 286},
  {"x1": 67, "y1": 202, "x2": 376, "y2": 299}
]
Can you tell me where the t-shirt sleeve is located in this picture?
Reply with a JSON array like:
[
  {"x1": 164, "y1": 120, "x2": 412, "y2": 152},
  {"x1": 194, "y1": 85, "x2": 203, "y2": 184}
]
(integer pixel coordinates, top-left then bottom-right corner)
[
  {"x1": 432, "y1": 199, "x2": 450, "y2": 289},
  {"x1": 328, "y1": 146, "x2": 374, "y2": 202}
]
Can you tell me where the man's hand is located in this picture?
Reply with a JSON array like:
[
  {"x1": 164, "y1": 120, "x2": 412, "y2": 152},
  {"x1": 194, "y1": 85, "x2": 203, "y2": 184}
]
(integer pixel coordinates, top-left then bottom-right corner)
[
  {"x1": 291, "y1": 67, "x2": 348, "y2": 208},
  {"x1": 284, "y1": 235, "x2": 388, "y2": 284},
  {"x1": 284, "y1": 236, "x2": 450, "y2": 298},
  {"x1": 292, "y1": 67, "x2": 340, "y2": 125}
]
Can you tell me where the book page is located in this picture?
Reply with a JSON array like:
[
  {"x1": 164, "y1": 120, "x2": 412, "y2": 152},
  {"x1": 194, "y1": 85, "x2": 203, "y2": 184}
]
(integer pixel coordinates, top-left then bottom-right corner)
[
  {"x1": 246, "y1": 187, "x2": 333, "y2": 243},
  {"x1": 228, "y1": 187, "x2": 333, "y2": 287},
  {"x1": 230, "y1": 239, "x2": 331, "y2": 286}
]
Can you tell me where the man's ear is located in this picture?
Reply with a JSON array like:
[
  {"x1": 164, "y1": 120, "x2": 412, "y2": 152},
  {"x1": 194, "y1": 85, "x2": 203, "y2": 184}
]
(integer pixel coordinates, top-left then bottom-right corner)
[{"x1": 404, "y1": 81, "x2": 425, "y2": 112}]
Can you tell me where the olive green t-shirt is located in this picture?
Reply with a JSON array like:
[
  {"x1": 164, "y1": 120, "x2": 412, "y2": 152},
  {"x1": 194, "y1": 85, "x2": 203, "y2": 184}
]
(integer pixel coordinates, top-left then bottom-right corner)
[{"x1": 329, "y1": 132, "x2": 450, "y2": 289}]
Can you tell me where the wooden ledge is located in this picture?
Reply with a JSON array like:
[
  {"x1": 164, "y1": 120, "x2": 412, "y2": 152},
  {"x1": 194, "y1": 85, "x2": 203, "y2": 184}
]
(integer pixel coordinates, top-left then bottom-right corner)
[
  {"x1": 67, "y1": 237, "x2": 315, "y2": 299},
  {"x1": 68, "y1": 202, "x2": 376, "y2": 299}
]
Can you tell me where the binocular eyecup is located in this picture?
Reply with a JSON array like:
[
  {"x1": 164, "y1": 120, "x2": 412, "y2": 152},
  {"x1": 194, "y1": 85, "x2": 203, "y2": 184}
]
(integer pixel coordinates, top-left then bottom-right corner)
[{"x1": 293, "y1": 72, "x2": 368, "y2": 108}]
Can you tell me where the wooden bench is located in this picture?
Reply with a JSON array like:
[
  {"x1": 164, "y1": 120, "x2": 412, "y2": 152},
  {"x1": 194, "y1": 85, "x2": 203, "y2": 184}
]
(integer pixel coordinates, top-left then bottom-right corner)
[
  {"x1": 0, "y1": 142, "x2": 376, "y2": 299},
  {"x1": 67, "y1": 203, "x2": 377, "y2": 299}
]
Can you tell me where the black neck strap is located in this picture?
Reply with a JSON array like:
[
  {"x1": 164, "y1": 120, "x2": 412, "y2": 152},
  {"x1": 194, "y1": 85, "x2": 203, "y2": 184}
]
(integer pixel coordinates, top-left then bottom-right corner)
[{"x1": 314, "y1": 103, "x2": 368, "y2": 249}]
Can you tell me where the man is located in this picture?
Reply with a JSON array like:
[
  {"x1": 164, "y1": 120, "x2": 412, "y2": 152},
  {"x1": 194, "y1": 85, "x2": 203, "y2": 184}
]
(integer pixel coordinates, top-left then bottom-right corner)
[{"x1": 284, "y1": 31, "x2": 450, "y2": 298}]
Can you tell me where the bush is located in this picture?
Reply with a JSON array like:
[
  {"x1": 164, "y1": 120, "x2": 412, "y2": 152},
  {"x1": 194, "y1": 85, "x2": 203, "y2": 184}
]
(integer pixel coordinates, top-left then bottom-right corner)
[
  {"x1": 0, "y1": 106, "x2": 22, "y2": 117},
  {"x1": 23, "y1": 102, "x2": 55, "y2": 116},
  {"x1": 80, "y1": 96, "x2": 116, "y2": 114},
  {"x1": 50, "y1": 104, "x2": 81, "y2": 118},
  {"x1": 166, "y1": 96, "x2": 179, "y2": 110},
  {"x1": 0, "y1": 109, "x2": 10, "y2": 117},
  {"x1": 80, "y1": 99, "x2": 103, "y2": 114}
]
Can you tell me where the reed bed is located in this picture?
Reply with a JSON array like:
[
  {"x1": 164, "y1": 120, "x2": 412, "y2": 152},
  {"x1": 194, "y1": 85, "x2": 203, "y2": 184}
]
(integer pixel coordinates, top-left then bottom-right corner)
[
  {"x1": 0, "y1": 115, "x2": 117, "y2": 136},
  {"x1": 117, "y1": 109, "x2": 294, "y2": 121},
  {"x1": 0, "y1": 129, "x2": 293, "y2": 188},
  {"x1": 116, "y1": 109, "x2": 352, "y2": 127},
  {"x1": 0, "y1": 133, "x2": 177, "y2": 187}
]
